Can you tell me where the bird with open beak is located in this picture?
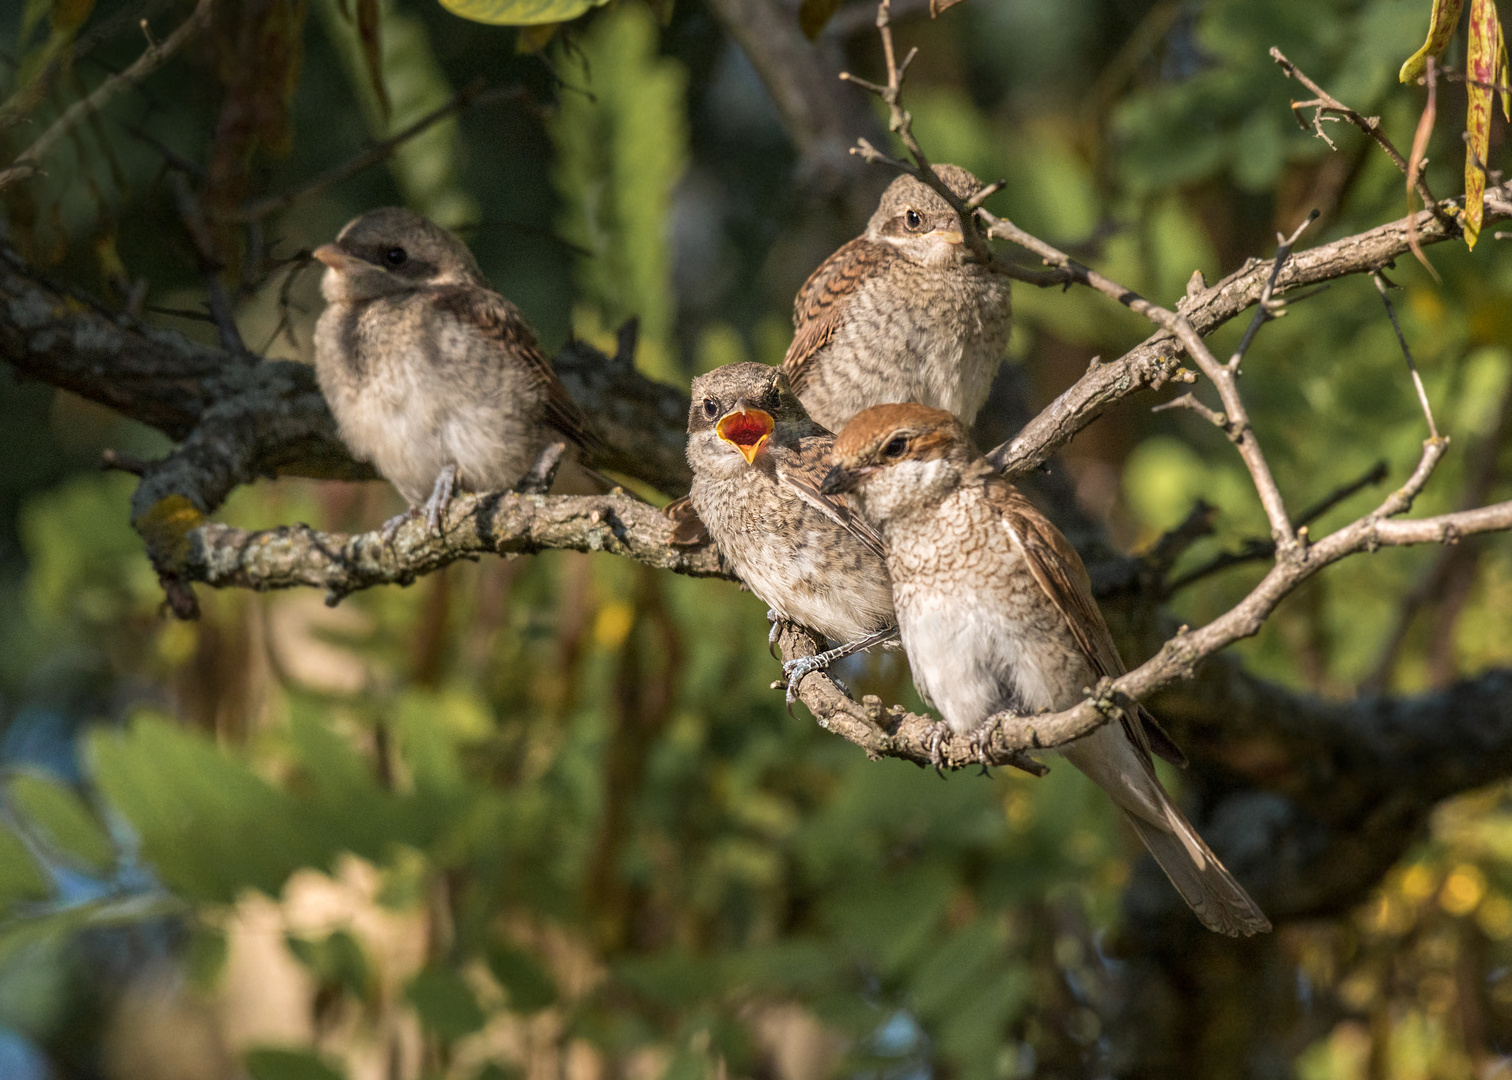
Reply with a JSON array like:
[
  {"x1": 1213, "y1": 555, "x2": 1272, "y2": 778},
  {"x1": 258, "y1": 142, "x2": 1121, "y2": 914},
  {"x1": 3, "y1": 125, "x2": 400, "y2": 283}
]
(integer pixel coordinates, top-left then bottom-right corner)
[
  {"x1": 822, "y1": 404, "x2": 1271, "y2": 937},
  {"x1": 685, "y1": 363, "x2": 897, "y2": 703},
  {"x1": 780, "y1": 164, "x2": 1013, "y2": 434},
  {"x1": 312, "y1": 206, "x2": 602, "y2": 540}
]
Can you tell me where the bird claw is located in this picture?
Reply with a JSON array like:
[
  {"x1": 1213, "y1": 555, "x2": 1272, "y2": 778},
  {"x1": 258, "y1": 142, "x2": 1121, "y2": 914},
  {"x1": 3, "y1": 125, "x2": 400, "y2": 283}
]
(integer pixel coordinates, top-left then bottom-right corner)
[
  {"x1": 927, "y1": 721, "x2": 949, "y2": 776},
  {"x1": 767, "y1": 610, "x2": 784, "y2": 659},
  {"x1": 421, "y1": 464, "x2": 459, "y2": 536},
  {"x1": 379, "y1": 508, "x2": 418, "y2": 546},
  {"x1": 781, "y1": 653, "x2": 827, "y2": 714}
]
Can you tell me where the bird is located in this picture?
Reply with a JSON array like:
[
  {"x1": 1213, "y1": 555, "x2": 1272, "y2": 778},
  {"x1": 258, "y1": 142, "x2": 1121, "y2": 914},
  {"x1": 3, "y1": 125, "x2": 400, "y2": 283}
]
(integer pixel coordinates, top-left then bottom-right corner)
[
  {"x1": 312, "y1": 206, "x2": 601, "y2": 540},
  {"x1": 684, "y1": 362, "x2": 897, "y2": 702},
  {"x1": 821, "y1": 403, "x2": 1271, "y2": 937},
  {"x1": 780, "y1": 164, "x2": 1013, "y2": 434}
]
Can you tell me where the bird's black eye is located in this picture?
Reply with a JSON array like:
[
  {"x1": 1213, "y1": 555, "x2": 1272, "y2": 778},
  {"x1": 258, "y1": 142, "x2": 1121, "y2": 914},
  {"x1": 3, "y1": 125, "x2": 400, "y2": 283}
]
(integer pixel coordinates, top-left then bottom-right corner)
[
  {"x1": 384, "y1": 247, "x2": 408, "y2": 267},
  {"x1": 903, "y1": 209, "x2": 923, "y2": 231},
  {"x1": 702, "y1": 398, "x2": 720, "y2": 420},
  {"x1": 883, "y1": 435, "x2": 908, "y2": 458}
]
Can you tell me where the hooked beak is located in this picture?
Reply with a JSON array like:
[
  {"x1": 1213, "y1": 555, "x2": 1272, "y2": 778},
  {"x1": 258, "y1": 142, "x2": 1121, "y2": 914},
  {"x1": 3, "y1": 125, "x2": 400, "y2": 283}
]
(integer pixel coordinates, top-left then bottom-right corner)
[
  {"x1": 819, "y1": 463, "x2": 866, "y2": 496},
  {"x1": 716, "y1": 404, "x2": 774, "y2": 465},
  {"x1": 313, "y1": 244, "x2": 351, "y2": 271}
]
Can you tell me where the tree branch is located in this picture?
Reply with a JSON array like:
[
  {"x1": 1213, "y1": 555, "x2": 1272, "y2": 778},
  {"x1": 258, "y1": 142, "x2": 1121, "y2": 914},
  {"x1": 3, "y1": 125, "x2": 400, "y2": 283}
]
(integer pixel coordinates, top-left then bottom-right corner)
[{"x1": 0, "y1": 0, "x2": 215, "y2": 192}]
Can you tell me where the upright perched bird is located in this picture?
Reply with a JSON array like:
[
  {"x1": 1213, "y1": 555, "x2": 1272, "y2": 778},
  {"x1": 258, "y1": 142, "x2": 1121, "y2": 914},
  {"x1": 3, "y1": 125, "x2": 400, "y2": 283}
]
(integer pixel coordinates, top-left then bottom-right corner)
[
  {"x1": 685, "y1": 363, "x2": 896, "y2": 699},
  {"x1": 823, "y1": 404, "x2": 1270, "y2": 937},
  {"x1": 313, "y1": 207, "x2": 600, "y2": 538},
  {"x1": 781, "y1": 165, "x2": 1013, "y2": 433}
]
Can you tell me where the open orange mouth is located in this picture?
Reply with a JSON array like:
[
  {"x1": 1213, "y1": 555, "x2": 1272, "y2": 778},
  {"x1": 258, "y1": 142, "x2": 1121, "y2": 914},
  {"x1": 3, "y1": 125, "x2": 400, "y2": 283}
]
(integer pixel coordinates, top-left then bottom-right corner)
[{"x1": 716, "y1": 407, "x2": 774, "y2": 464}]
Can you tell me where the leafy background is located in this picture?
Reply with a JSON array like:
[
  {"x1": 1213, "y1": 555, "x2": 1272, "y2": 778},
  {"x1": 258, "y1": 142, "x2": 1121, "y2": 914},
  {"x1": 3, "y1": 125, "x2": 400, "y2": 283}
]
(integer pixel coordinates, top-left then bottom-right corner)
[{"x1": 1, "y1": 0, "x2": 1511, "y2": 1077}]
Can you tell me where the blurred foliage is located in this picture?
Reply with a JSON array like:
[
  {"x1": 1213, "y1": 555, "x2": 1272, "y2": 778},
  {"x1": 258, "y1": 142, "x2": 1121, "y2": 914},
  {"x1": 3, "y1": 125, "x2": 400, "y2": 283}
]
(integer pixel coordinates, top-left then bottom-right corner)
[{"x1": 0, "y1": 0, "x2": 1510, "y2": 1077}]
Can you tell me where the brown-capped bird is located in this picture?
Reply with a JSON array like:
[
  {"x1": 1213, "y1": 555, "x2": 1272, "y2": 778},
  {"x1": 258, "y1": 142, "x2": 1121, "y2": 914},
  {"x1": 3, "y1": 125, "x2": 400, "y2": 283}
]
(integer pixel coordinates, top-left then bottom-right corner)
[
  {"x1": 686, "y1": 363, "x2": 897, "y2": 701},
  {"x1": 313, "y1": 207, "x2": 600, "y2": 538},
  {"x1": 822, "y1": 404, "x2": 1270, "y2": 937},
  {"x1": 781, "y1": 165, "x2": 1013, "y2": 433}
]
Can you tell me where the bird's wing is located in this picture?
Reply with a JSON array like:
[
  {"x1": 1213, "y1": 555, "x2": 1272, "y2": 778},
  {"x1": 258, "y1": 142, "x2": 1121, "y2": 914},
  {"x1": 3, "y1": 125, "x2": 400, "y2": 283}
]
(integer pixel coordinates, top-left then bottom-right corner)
[
  {"x1": 781, "y1": 238, "x2": 898, "y2": 395},
  {"x1": 987, "y1": 480, "x2": 1186, "y2": 767},
  {"x1": 431, "y1": 285, "x2": 606, "y2": 457},
  {"x1": 775, "y1": 433, "x2": 888, "y2": 562}
]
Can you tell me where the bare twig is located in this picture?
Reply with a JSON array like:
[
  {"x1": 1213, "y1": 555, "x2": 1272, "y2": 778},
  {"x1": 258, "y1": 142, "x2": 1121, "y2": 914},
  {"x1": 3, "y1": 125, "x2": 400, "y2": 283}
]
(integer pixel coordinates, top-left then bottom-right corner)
[
  {"x1": 1151, "y1": 392, "x2": 1227, "y2": 429},
  {"x1": 1271, "y1": 47, "x2": 1453, "y2": 231},
  {"x1": 218, "y1": 82, "x2": 527, "y2": 224},
  {"x1": 1227, "y1": 210, "x2": 1320, "y2": 371},
  {"x1": 1165, "y1": 460, "x2": 1390, "y2": 594},
  {"x1": 0, "y1": 0, "x2": 213, "y2": 192},
  {"x1": 1373, "y1": 271, "x2": 1439, "y2": 440},
  {"x1": 168, "y1": 171, "x2": 248, "y2": 358},
  {"x1": 1406, "y1": 57, "x2": 1444, "y2": 280}
]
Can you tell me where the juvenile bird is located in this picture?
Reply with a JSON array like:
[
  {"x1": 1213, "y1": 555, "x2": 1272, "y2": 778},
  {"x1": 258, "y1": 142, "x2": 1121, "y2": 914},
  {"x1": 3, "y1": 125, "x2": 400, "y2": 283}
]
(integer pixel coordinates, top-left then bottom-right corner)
[
  {"x1": 313, "y1": 207, "x2": 600, "y2": 538},
  {"x1": 822, "y1": 404, "x2": 1270, "y2": 937},
  {"x1": 686, "y1": 363, "x2": 897, "y2": 700},
  {"x1": 781, "y1": 165, "x2": 1013, "y2": 433}
]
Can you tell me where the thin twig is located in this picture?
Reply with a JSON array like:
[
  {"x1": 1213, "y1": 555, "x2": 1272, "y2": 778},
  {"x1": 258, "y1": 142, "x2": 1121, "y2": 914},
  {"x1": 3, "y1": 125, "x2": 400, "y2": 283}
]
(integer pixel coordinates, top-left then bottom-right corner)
[
  {"x1": 1227, "y1": 210, "x2": 1320, "y2": 371},
  {"x1": 1152, "y1": 392, "x2": 1227, "y2": 429},
  {"x1": 0, "y1": 0, "x2": 213, "y2": 192},
  {"x1": 168, "y1": 171, "x2": 248, "y2": 358},
  {"x1": 1165, "y1": 460, "x2": 1389, "y2": 594},
  {"x1": 1373, "y1": 270, "x2": 1439, "y2": 440},
  {"x1": 218, "y1": 82, "x2": 527, "y2": 224},
  {"x1": 1271, "y1": 47, "x2": 1453, "y2": 230}
]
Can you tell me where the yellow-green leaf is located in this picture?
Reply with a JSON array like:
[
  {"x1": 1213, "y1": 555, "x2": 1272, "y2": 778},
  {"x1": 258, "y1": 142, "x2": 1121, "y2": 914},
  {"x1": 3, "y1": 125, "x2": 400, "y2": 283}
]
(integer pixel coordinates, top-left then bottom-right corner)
[
  {"x1": 7, "y1": 772, "x2": 113, "y2": 872},
  {"x1": 1401, "y1": 0, "x2": 1465, "y2": 83},
  {"x1": 437, "y1": 0, "x2": 603, "y2": 27},
  {"x1": 0, "y1": 825, "x2": 49, "y2": 908},
  {"x1": 1463, "y1": 0, "x2": 1499, "y2": 248}
]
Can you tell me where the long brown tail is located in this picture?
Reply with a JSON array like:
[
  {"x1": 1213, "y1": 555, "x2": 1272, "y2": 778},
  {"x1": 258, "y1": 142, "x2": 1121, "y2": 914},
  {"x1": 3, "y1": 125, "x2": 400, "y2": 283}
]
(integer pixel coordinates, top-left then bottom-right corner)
[{"x1": 1064, "y1": 725, "x2": 1271, "y2": 937}]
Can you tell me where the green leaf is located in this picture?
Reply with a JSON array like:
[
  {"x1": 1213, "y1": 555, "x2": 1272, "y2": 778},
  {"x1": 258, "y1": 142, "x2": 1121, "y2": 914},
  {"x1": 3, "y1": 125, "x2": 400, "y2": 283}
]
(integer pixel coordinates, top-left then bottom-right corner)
[
  {"x1": 407, "y1": 965, "x2": 487, "y2": 1041},
  {"x1": 487, "y1": 944, "x2": 556, "y2": 1012},
  {"x1": 436, "y1": 0, "x2": 604, "y2": 27},
  {"x1": 6, "y1": 771, "x2": 112, "y2": 872},
  {"x1": 244, "y1": 1048, "x2": 346, "y2": 1080},
  {"x1": 0, "y1": 825, "x2": 49, "y2": 908}
]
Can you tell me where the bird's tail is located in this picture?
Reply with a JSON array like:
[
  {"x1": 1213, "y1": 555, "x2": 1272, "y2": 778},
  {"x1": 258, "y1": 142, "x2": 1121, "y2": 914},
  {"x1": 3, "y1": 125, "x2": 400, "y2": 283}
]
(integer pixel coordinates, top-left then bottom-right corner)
[{"x1": 1063, "y1": 725, "x2": 1271, "y2": 937}]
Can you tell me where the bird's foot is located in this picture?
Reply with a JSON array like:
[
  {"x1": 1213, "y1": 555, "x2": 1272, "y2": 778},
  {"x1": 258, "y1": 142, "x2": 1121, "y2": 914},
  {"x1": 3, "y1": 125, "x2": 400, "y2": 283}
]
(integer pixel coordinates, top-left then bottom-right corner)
[
  {"x1": 421, "y1": 464, "x2": 459, "y2": 536},
  {"x1": 926, "y1": 721, "x2": 950, "y2": 776},
  {"x1": 781, "y1": 652, "x2": 829, "y2": 714},
  {"x1": 379, "y1": 507, "x2": 418, "y2": 546},
  {"x1": 767, "y1": 610, "x2": 784, "y2": 659},
  {"x1": 968, "y1": 722, "x2": 994, "y2": 777},
  {"x1": 976, "y1": 711, "x2": 1050, "y2": 777}
]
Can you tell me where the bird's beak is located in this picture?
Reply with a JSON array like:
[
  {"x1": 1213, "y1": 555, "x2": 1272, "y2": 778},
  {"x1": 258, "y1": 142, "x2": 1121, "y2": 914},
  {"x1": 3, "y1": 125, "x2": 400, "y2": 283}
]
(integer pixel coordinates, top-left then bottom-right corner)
[
  {"x1": 716, "y1": 404, "x2": 774, "y2": 465},
  {"x1": 934, "y1": 227, "x2": 965, "y2": 246},
  {"x1": 313, "y1": 244, "x2": 351, "y2": 271},
  {"x1": 820, "y1": 463, "x2": 865, "y2": 495}
]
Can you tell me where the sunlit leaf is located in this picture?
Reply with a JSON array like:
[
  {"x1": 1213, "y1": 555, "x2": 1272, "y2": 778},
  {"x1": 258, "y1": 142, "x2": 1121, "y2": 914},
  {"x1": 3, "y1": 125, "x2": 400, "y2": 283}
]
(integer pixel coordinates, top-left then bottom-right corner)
[
  {"x1": 1463, "y1": 0, "x2": 1500, "y2": 248},
  {"x1": 437, "y1": 0, "x2": 604, "y2": 27},
  {"x1": 5, "y1": 771, "x2": 112, "y2": 872},
  {"x1": 1400, "y1": 0, "x2": 1465, "y2": 83}
]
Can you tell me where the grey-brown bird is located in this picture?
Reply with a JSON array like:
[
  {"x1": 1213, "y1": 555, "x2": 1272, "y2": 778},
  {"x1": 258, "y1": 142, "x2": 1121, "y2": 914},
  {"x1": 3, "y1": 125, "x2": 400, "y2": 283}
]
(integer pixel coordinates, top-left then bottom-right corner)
[
  {"x1": 822, "y1": 404, "x2": 1270, "y2": 937},
  {"x1": 686, "y1": 363, "x2": 897, "y2": 700},
  {"x1": 781, "y1": 165, "x2": 1013, "y2": 433},
  {"x1": 313, "y1": 207, "x2": 601, "y2": 538}
]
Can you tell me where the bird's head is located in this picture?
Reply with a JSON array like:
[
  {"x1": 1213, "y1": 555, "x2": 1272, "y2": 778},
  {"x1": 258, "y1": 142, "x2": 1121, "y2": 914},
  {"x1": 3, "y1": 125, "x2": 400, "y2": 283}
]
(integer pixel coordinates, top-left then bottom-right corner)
[
  {"x1": 865, "y1": 165, "x2": 986, "y2": 269},
  {"x1": 686, "y1": 363, "x2": 813, "y2": 477},
  {"x1": 314, "y1": 207, "x2": 483, "y2": 303},
  {"x1": 821, "y1": 403, "x2": 974, "y2": 524}
]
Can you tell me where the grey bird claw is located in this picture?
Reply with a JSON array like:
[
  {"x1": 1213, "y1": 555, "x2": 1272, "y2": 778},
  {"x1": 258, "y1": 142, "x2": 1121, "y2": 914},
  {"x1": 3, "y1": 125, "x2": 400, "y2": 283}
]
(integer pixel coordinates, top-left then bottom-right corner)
[
  {"x1": 926, "y1": 721, "x2": 949, "y2": 775},
  {"x1": 422, "y1": 464, "x2": 459, "y2": 536},
  {"x1": 379, "y1": 508, "x2": 417, "y2": 546},
  {"x1": 781, "y1": 653, "x2": 828, "y2": 713},
  {"x1": 767, "y1": 610, "x2": 784, "y2": 659}
]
